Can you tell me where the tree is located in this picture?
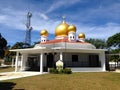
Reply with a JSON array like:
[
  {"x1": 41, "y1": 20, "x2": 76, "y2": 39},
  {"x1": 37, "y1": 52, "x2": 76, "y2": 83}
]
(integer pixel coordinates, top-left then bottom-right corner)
[
  {"x1": 0, "y1": 33, "x2": 7, "y2": 58},
  {"x1": 10, "y1": 42, "x2": 28, "y2": 56},
  {"x1": 4, "y1": 46, "x2": 11, "y2": 57},
  {"x1": 11, "y1": 42, "x2": 25, "y2": 49},
  {"x1": 106, "y1": 33, "x2": 120, "y2": 66},
  {"x1": 107, "y1": 32, "x2": 120, "y2": 49},
  {"x1": 86, "y1": 38, "x2": 107, "y2": 49},
  {"x1": 30, "y1": 41, "x2": 40, "y2": 48}
]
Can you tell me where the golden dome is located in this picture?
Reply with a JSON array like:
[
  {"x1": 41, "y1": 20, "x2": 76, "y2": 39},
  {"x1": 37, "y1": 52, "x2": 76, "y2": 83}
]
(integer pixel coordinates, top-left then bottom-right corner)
[
  {"x1": 40, "y1": 29, "x2": 48, "y2": 36},
  {"x1": 55, "y1": 21, "x2": 69, "y2": 37},
  {"x1": 78, "y1": 32, "x2": 85, "y2": 38},
  {"x1": 68, "y1": 24, "x2": 76, "y2": 33}
]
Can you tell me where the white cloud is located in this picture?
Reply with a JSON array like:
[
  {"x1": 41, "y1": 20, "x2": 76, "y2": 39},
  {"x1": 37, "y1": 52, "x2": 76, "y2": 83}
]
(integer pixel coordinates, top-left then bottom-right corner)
[
  {"x1": 46, "y1": 0, "x2": 81, "y2": 13},
  {"x1": 0, "y1": 15, "x2": 6, "y2": 21},
  {"x1": 0, "y1": 7, "x2": 61, "y2": 33},
  {"x1": 73, "y1": 2, "x2": 120, "y2": 22},
  {"x1": 39, "y1": 13, "x2": 49, "y2": 20},
  {"x1": 0, "y1": 8, "x2": 26, "y2": 30},
  {"x1": 32, "y1": 16, "x2": 61, "y2": 33},
  {"x1": 75, "y1": 22, "x2": 120, "y2": 39}
]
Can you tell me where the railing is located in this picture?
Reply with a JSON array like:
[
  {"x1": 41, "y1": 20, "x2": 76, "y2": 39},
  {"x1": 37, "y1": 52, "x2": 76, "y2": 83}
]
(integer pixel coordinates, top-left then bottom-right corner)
[{"x1": 109, "y1": 62, "x2": 120, "y2": 71}]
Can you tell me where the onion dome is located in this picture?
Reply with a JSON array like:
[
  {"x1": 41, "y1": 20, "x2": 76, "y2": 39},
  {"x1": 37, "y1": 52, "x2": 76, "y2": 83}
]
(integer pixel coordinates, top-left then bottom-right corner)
[
  {"x1": 68, "y1": 24, "x2": 76, "y2": 33},
  {"x1": 78, "y1": 32, "x2": 85, "y2": 38},
  {"x1": 55, "y1": 20, "x2": 69, "y2": 37},
  {"x1": 40, "y1": 29, "x2": 48, "y2": 36}
]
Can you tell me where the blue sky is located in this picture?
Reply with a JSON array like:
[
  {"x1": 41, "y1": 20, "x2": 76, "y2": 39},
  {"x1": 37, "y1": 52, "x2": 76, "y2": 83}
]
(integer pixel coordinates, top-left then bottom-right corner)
[{"x1": 0, "y1": 0, "x2": 120, "y2": 46}]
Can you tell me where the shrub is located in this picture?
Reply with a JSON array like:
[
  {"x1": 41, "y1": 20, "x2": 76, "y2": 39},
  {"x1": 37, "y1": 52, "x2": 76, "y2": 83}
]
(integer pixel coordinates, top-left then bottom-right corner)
[
  {"x1": 54, "y1": 69, "x2": 59, "y2": 74},
  {"x1": 49, "y1": 68, "x2": 58, "y2": 74},
  {"x1": 59, "y1": 69, "x2": 64, "y2": 74},
  {"x1": 49, "y1": 68, "x2": 55, "y2": 73},
  {"x1": 49, "y1": 68, "x2": 72, "y2": 74},
  {"x1": 63, "y1": 68, "x2": 72, "y2": 74}
]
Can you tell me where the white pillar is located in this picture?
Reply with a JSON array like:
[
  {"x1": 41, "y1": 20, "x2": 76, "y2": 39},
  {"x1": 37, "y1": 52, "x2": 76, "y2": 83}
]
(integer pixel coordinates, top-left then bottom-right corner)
[
  {"x1": 15, "y1": 52, "x2": 19, "y2": 72},
  {"x1": 12, "y1": 58, "x2": 14, "y2": 67},
  {"x1": 60, "y1": 52, "x2": 63, "y2": 61},
  {"x1": 22, "y1": 53, "x2": 28, "y2": 71},
  {"x1": 40, "y1": 53, "x2": 43, "y2": 74},
  {"x1": 100, "y1": 51, "x2": 106, "y2": 71},
  {"x1": 20, "y1": 55, "x2": 23, "y2": 71}
]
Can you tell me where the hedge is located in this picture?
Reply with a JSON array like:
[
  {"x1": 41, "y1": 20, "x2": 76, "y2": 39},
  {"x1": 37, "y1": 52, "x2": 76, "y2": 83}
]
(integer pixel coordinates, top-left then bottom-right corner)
[{"x1": 49, "y1": 68, "x2": 72, "y2": 74}]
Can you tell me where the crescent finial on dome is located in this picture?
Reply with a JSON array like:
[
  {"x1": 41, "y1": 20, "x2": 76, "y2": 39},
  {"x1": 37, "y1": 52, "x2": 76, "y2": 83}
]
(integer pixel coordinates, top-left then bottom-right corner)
[
  {"x1": 40, "y1": 29, "x2": 48, "y2": 36},
  {"x1": 62, "y1": 16, "x2": 66, "y2": 21}
]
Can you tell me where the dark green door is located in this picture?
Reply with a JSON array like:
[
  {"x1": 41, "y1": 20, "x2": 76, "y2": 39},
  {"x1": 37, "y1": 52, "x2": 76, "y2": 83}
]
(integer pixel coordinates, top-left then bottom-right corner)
[{"x1": 47, "y1": 53, "x2": 54, "y2": 68}]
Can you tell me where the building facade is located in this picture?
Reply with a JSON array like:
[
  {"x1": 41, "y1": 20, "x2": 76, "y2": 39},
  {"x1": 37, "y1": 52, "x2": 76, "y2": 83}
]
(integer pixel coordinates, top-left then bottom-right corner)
[{"x1": 10, "y1": 19, "x2": 106, "y2": 73}]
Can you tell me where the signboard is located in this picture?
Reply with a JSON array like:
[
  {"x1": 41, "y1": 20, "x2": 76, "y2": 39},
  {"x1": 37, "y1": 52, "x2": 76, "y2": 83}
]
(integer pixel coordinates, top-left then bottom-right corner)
[{"x1": 56, "y1": 60, "x2": 63, "y2": 70}]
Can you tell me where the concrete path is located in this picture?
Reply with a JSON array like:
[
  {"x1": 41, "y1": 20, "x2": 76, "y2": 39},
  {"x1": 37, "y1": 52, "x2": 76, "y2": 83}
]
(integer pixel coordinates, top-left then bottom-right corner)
[{"x1": 0, "y1": 72, "x2": 47, "y2": 81}]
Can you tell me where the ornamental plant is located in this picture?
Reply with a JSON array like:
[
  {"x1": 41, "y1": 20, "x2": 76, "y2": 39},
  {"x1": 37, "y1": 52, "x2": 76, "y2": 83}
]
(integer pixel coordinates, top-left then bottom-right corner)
[{"x1": 49, "y1": 68, "x2": 72, "y2": 74}]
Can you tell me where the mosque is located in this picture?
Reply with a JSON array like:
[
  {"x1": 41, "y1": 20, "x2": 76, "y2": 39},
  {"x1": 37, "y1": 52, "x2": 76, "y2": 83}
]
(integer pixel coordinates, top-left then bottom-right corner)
[{"x1": 10, "y1": 19, "x2": 106, "y2": 73}]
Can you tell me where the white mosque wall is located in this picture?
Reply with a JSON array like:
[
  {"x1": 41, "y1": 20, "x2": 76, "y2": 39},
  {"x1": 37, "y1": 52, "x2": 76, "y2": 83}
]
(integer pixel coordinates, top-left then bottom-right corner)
[
  {"x1": 71, "y1": 67, "x2": 105, "y2": 72},
  {"x1": 63, "y1": 53, "x2": 98, "y2": 67},
  {"x1": 63, "y1": 52, "x2": 106, "y2": 72},
  {"x1": 35, "y1": 42, "x2": 96, "y2": 49}
]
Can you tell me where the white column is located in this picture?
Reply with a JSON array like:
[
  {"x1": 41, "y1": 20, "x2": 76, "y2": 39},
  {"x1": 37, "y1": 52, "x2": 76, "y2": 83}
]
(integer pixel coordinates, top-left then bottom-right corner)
[
  {"x1": 15, "y1": 52, "x2": 19, "y2": 72},
  {"x1": 22, "y1": 54, "x2": 28, "y2": 71},
  {"x1": 20, "y1": 55, "x2": 23, "y2": 71},
  {"x1": 100, "y1": 51, "x2": 106, "y2": 71},
  {"x1": 60, "y1": 52, "x2": 63, "y2": 61},
  {"x1": 12, "y1": 58, "x2": 14, "y2": 67},
  {"x1": 40, "y1": 53, "x2": 43, "y2": 74}
]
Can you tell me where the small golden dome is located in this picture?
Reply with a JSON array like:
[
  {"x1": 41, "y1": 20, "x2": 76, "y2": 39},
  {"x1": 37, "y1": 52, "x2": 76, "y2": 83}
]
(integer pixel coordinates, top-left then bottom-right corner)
[
  {"x1": 68, "y1": 24, "x2": 76, "y2": 33},
  {"x1": 78, "y1": 32, "x2": 85, "y2": 38},
  {"x1": 55, "y1": 21, "x2": 69, "y2": 37},
  {"x1": 40, "y1": 29, "x2": 48, "y2": 36}
]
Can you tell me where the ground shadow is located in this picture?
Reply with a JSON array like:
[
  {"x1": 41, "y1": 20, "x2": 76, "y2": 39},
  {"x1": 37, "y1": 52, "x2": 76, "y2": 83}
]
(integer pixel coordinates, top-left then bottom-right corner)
[{"x1": 0, "y1": 82, "x2": 16, "y2": 90}]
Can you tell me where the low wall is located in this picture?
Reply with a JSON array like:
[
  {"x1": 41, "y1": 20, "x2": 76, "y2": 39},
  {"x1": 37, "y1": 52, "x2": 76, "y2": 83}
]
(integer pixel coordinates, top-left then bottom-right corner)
[{"x1": 71, "y1": 67, "x2": 105, "y2": 72}]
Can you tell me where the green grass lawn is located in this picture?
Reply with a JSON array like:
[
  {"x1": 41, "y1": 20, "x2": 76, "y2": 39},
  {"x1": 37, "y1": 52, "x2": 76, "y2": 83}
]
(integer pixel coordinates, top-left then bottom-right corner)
[{"x1": 0, "y1": 71, "x2": 120, "y2": 90}]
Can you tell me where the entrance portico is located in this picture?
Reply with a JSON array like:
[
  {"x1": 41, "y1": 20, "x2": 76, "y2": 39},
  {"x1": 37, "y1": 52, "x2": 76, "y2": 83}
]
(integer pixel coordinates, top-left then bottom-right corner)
[{"x1": 10, "y1": 47, "x2": 52, "y2": 74}]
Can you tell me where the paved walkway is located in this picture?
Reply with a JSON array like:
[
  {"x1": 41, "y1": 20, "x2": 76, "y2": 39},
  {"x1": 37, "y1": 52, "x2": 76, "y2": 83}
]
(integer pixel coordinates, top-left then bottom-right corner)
[{"x1": 0, "y1": 72, "x2": 47, "y2": 81}]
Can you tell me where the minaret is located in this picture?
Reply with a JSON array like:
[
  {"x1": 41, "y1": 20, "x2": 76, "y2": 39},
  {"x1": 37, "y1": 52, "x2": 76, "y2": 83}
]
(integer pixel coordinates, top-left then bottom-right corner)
[
  {"x1": 68, "y1": 24, "x2": 76, "y2": 42},
  {"x1": 40, "y1": 29, "x2": 48, "y2": 43},
  {"x1": 25, "y1": 12, "x2": 32, "y2": 47}
]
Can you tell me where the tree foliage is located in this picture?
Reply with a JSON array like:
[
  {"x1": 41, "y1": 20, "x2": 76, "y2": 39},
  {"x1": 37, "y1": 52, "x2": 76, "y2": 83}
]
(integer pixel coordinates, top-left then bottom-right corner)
[
  {"x1": 9, "y1": 42, "x2": 25, "y2": 56},
  {"x1": 11, "y1": 42, "x2": 25, "y2": 49},
  {"x1": 86, "y1": 38, "x2": 107, "y2": 49},
  {"x1": 0, "y1": 33, "x2": 7, "y2": 58},
  {"x1": 4, "y1": 45, "x2": 11, "y2": 57},
  {"x1": 107, "y1": 32, "x2": 120, "y2": 49},
  {"x1": 106, "y1": 33, "x2": 120, "y2": 62}
]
